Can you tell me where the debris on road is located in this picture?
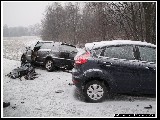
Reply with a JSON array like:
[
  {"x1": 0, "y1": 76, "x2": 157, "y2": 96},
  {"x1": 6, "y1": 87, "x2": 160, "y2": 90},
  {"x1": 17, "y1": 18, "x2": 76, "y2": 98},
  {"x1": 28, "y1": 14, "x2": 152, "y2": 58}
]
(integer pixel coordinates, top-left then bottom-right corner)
[
  {"x1": 6, "y1": 62, "x2": 38, "y2": 80},
  {"x1": 144, "y1": 105, "x2": 152, "y2": 109},
  {"x1": 68, "y1": 83, "x2": 74, "y2": 86},
  {"x1": 12, "y1": 106, "x2": 17, "y2": 110},
  {"x1": 3, "y1": 102, "x2": 10, "y2": 108},
  {"x1": 55, "y1": 90, "x2": 64, "y2": 93}
]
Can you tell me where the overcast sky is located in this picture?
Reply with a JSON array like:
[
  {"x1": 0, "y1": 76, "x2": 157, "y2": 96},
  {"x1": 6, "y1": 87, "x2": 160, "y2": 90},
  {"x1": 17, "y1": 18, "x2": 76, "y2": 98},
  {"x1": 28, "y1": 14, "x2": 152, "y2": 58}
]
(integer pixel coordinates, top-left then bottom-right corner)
[
  {"x1": 2, "y1": 2, "x2": 62, "y2": 27},
  {"x1": 2, "y1": 1, "x2": 86, "y2": 28}
]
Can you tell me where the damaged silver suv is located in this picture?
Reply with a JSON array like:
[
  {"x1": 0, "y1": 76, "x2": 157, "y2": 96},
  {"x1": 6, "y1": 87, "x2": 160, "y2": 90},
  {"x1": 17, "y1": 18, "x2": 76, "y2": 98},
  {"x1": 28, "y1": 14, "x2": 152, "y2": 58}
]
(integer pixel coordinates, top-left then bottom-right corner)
[{"x1": 21, "y1": 41, "x2": 78, "y2": 71}]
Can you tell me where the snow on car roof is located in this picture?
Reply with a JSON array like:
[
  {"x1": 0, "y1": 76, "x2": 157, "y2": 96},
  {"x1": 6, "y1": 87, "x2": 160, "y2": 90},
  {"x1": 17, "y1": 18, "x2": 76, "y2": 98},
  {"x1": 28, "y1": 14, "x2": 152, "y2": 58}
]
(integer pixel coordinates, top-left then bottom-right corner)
[{"x1": 85, "y1": 40, "x2": 156, "y2": 50}]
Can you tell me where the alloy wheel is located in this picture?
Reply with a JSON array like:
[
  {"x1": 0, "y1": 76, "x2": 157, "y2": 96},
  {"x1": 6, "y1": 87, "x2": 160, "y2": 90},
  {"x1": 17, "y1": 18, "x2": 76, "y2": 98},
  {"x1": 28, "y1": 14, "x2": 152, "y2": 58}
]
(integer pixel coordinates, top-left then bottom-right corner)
[
  {"x1": 87, "y1": 84, "x2": 104, "y2": 100},
  {"x1": 45, "y1": 60, "x2": 53, "y2": 71}
]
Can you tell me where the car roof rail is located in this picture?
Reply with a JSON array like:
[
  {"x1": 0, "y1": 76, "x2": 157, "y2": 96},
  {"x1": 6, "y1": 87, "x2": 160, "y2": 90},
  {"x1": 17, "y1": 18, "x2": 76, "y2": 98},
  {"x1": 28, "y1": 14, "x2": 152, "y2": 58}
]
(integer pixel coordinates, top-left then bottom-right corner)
[{"x1": 61, "y1": 42, "x2": 76, "y2": 48}]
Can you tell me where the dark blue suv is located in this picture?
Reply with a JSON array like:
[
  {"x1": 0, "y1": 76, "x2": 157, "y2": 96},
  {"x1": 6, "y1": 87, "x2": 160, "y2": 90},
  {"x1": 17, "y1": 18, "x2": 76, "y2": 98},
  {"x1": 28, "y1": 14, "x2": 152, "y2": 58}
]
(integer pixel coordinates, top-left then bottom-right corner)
[{"x1": 72, "y1": 40, "x2": 156, "y2": 103}]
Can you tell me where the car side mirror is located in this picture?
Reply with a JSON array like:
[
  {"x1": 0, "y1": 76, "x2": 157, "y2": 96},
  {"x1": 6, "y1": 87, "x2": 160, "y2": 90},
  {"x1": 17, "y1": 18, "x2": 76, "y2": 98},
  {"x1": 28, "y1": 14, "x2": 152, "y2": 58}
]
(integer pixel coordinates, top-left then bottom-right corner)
[{"x1": 34, "y1": 46, "x2": 41, "y2": 51}]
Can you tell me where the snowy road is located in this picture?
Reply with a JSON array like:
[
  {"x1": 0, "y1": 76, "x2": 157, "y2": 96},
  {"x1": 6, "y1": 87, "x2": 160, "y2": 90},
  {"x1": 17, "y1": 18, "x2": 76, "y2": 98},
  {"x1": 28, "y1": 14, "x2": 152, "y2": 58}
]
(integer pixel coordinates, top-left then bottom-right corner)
[
  {"x1": 2, "y1": 58, "x2": 156, "y2": 117},
  {"x1": 2, "y1": 37, "x2": 156, "y2": 117}
]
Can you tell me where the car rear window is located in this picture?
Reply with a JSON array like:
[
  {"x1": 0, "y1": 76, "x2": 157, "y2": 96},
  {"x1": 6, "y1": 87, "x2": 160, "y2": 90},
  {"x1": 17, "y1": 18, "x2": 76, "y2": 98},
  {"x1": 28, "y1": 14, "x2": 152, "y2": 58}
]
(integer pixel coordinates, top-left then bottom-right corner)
[
  {"x1": 138, "y1": 46, "x2": 156, "y2": 63},
  {"x1": 74, "y1": 48, "x2": 87, "y2": 59},
  {"x1": 35, "y1": 42, "x2": 44, "y2": 48},
  {"x1": 60, "y1": 45, "x2": 78, "y2": 53},
  {"x1": 103, "y1": 45, "x2": 134, "y2": 60},
  {"x1": 91, "y1": 48, "x2": 104, "y2": 57},
  {"x1": 40, "y1": 43, "x2": 53, "y2": 49}
]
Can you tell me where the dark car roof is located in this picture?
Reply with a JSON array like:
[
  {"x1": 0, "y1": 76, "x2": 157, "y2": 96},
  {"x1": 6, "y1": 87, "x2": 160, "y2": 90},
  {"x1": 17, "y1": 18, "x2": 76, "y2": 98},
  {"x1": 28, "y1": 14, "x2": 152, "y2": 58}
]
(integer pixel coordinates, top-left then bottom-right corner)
[{"x1": 37, "y1": 41, "x2": 76, "y2": 48}]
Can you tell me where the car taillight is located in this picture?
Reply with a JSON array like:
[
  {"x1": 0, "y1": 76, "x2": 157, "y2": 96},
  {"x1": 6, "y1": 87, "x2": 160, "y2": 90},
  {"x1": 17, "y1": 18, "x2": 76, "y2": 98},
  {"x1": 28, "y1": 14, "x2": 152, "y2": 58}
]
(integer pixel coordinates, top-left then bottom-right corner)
[{"x1": 75, "y1": 52, "x2": 91, "y2": 65}]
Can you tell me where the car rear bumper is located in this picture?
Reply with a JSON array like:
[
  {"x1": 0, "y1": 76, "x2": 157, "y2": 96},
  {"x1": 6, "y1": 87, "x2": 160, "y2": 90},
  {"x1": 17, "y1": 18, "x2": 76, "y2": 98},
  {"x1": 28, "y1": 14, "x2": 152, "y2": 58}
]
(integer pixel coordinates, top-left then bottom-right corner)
[
  {"x1": 72, "y1": 75, "x2": 82, "y2": 89},
  {"x1": 72, "y1": 68, "x2": 84, "y2": 90}
]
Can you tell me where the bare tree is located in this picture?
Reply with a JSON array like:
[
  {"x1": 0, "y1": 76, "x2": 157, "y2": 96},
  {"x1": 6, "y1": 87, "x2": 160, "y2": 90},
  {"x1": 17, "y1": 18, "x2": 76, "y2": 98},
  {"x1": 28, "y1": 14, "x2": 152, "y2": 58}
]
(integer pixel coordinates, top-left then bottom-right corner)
[
  {"x1": 143, "y1": 2, "x2": 156, "y2": 44},
  {"x1": 111, "y1": 2, "x2": 156, "y2": 44},
  {"x1": 41, "y1": 2, "x2": 156, "y2": 45}
]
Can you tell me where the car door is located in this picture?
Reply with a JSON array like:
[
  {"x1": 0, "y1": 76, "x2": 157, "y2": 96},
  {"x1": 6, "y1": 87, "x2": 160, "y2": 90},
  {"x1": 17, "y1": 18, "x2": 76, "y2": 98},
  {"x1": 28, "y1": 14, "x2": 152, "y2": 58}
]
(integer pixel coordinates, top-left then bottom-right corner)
[
  {"x1": 98, "y1": 45, "x2": 142, "y2": 93},
  {"x1": 23, "y1": 42, "x2": 39, "y2": 61},
  {"x1": 25, "y1": 47, "x2": 33, "y2": 61},
  {"x1": 59, "y1": 44, "x2": 71, "y2": 67},
  {"x1": 137, "y1": 45, "x2": 156, "y2": 94},
  {"x1": 36, "y1": 43, "x2": 52, "y2": 63}
]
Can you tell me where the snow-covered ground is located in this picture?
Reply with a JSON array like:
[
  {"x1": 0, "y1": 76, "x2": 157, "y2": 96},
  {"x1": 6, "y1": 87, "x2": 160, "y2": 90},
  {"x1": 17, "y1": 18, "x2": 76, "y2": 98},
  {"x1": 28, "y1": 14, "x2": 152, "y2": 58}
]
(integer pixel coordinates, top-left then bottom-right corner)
[
  {"x1": 3, "y1": 36, "x2": 41, "y2": 61},
  {"x1": 2, "y1": 37, "x2": 156, "y2": 118}
]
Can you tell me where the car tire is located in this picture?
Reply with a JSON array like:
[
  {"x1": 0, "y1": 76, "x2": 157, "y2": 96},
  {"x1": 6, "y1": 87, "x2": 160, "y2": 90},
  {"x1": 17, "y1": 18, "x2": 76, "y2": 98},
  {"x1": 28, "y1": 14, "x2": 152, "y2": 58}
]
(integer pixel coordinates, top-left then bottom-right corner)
[
  {"x1": 84, "y1": 80, "x2": 108, "y2": 103},
  {"x1": 45, "y1": 59, "x2": 56, "y2": 72},
  {"x1": 66, "y1": 65, "x2": 74, "y2": 70}
]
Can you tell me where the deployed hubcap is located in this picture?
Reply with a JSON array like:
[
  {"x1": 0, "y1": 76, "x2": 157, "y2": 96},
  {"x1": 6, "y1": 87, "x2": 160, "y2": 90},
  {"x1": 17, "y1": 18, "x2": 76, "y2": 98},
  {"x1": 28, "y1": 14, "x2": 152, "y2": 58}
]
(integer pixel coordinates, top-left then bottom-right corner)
[
  {"x1": 87, "y1": 84, "x2": 104, "y2": 100},
  {"x1": 46, "y1": 60, "x2": 52, "y2": 70}
]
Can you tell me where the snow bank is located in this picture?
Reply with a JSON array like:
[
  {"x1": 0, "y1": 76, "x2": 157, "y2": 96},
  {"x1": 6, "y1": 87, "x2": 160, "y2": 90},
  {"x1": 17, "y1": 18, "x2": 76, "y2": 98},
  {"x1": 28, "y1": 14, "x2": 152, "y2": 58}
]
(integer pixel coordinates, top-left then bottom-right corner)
[{"x1": 3, "y1": 36, "x2": 42, "y2": 61}]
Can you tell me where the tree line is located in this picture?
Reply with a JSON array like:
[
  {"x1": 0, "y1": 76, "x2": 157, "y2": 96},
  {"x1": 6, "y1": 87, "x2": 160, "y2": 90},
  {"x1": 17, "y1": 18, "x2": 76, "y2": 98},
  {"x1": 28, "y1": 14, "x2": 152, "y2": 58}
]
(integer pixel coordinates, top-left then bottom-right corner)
[
  {"x1": 3, "y1": 2, "x2": 156, "y2": 45},
  {"x1": 3, "y1": 23, "x2": 41, "y2": 37},
  {"x1": 41, "y1": 2, "x2": 156, "y2": 46}
]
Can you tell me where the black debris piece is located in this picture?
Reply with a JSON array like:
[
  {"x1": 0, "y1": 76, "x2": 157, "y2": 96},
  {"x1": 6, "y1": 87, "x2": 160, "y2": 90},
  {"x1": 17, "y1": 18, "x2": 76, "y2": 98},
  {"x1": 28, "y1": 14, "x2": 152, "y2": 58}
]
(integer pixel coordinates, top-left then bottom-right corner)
[
  {"x1": 55, "y1": 90, "x2": 64, "y2": 93},
  {"x1": 144, "y1": 105, "x2": 152, "y2": 109},
  {"x1": 6, "y1": 62, "x2": 38, "y2": 80},
  {"x1": 3, "y1": 102, "x2": 10, "y2": 108},
  {"x1": 68, "y1": 83, "x2": 74, "y2": 86},
  {"x1": 12, "y1": 106, "x2": 16, "y2": 110}
]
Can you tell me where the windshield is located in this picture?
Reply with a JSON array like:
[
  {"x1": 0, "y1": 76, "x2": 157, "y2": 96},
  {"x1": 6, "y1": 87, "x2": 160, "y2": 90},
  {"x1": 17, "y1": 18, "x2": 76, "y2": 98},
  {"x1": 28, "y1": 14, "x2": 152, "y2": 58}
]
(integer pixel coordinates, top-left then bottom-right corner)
[{"x1": 24, "y1": 41, "x2": 40, "y2": 50}]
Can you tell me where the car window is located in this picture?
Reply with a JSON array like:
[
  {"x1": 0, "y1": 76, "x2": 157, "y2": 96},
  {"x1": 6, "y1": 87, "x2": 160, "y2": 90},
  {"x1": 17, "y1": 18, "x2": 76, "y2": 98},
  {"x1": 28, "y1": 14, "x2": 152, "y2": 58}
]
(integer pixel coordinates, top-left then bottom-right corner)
[
  {"x1": 40, "y1": 43, "x2": 53, "y2": 49},
  {"x1": 92, "y1": 48, "x2": 104, "y2": 57},
  {"x1": 60, "y1": 45, "x2": 77, "y2": 53},
  {"x1": 35, "y1": 42, "x2": 43, "y2": 48},
  {"x1": 103, "y1": 45, "x2": 134, "y2": 60},
  {"x1": 138, "y1": 46, "x2": 156, "y2": 63},
  {"x1": 74, "y1": 48, "x2": 86, "y2": 59}
]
